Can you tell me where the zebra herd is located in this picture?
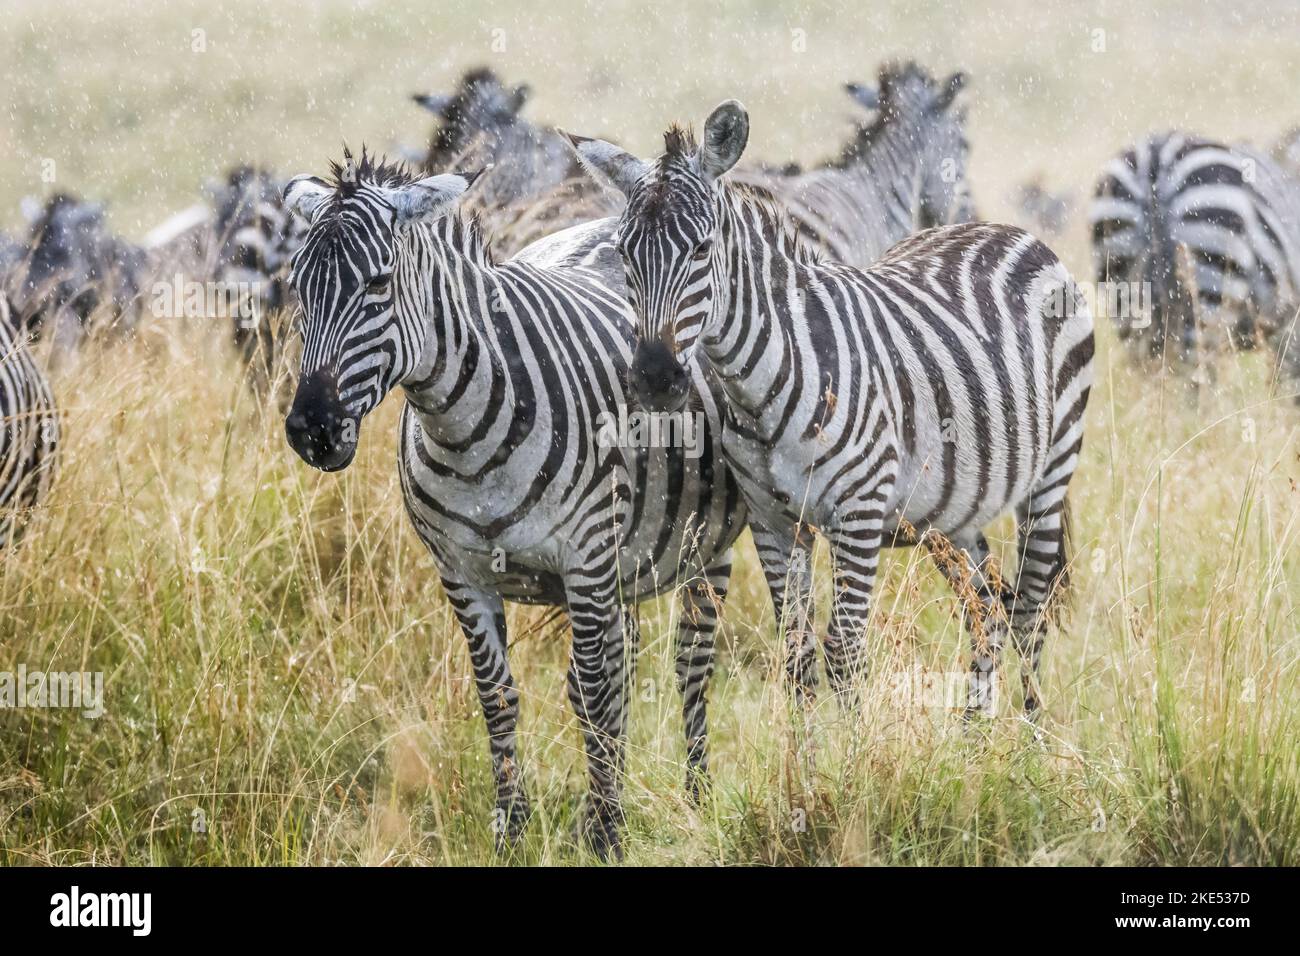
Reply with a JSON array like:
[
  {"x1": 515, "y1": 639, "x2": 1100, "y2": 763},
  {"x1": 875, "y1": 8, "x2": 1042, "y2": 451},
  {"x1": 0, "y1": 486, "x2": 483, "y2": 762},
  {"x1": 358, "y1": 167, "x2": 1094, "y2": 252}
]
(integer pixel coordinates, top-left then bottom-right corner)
[{"x1": 3, "y1": 62, "x2": 1300, "y2": 855}]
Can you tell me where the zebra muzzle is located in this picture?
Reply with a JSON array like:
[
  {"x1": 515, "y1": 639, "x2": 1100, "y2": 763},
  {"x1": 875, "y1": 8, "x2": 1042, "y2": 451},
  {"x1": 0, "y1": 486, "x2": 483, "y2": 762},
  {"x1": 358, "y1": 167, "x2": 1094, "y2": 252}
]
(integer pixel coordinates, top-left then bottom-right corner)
[
  {"x1": 285, "y1": 369, "x2": 358, "y2": 472},
  {"x1": 630, "y1": 339, "x2": 691, "y2": 414}
]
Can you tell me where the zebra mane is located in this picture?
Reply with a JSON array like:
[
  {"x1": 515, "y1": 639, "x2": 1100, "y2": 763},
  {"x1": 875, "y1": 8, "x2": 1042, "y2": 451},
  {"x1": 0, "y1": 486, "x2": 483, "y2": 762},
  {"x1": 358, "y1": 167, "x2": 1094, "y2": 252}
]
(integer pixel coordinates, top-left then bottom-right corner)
[
  {"x1": 723, "y1": 179, "x2": 822, "y2": 266},
  {"x1": 327, "y1": 146, "x2": 416, "y2": 198},
  {"x1": 662, "y1": 123, "x2": 697, "y2": 162},
  {"x1": 443, "y1": 210, "x2": 496, "y2": 268}
]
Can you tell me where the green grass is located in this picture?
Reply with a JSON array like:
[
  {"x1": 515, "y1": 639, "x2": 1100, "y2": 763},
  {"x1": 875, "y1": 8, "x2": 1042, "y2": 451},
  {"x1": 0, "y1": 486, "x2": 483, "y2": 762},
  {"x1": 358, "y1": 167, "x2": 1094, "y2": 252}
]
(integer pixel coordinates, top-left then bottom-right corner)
[{"x1": 1, "y1": 0, "x2": 1299, "y2": 865}]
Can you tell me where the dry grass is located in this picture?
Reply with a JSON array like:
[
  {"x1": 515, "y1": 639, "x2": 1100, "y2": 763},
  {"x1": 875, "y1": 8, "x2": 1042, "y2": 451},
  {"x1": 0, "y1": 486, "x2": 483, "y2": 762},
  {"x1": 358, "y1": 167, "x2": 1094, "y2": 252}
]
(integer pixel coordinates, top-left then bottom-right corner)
[{"x1": 1, "y1": 0, "x2": 1299, "y2": 865}]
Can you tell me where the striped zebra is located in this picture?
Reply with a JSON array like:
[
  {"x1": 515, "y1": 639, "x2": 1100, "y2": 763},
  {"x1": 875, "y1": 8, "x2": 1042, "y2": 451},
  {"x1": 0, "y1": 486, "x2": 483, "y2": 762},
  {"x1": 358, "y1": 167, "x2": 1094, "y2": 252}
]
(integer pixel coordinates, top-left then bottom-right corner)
[
  {"x1": 0, "y1": 298, "x2": 59, "y2": 547},
  {"x1": 281, "y1": 151, "x2": 744, "y2": 856},
  {"x1": 570, "y1": 102, "x2": 1094, "y2": 718},
  {"x1": 1090, "y1": 132, "x2": 1300, "y2": 383},
  {"x1": 210, "y1": 166, "x2": 308, "y2": 396},
  {"x1": 737, "y1": 61, "x2": 975, "y2": 267},
  {"x1": 9, "y1": 193, "x2": 147, "y2": 350}
]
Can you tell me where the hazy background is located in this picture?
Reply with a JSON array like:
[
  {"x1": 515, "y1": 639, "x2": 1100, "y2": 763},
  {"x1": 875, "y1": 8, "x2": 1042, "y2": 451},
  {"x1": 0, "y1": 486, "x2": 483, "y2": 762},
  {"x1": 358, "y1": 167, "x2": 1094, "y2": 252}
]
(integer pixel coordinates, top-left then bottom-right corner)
[{"x1": 3, "y1": 0, "x2": 1298, "y2": 260}]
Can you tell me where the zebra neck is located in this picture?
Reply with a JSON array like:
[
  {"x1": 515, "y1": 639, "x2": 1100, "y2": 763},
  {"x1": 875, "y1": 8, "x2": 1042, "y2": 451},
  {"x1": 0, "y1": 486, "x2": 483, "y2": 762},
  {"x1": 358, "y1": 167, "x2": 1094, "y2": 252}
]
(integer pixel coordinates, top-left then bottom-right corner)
[
  {"x1": 844, "y1": 134, "x2": 924, "y2": 239},
  {"x1": 398, "y1": 229, "x2": 510, "y2": 440},
  {"x1": 699, "y1": 195, "x2": 798, "y2": 418}
]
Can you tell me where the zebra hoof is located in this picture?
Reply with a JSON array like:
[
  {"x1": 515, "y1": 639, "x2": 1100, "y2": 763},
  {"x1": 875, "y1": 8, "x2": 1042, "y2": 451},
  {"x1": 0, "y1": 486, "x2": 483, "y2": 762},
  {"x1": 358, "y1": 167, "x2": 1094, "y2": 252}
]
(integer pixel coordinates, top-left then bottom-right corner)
[
  {"x1": 577, "y1": 798, "x2": 625, "y2": 861},
  {"x1": 492, "y1": 797, "x2": 531, "y2": 854},
  {"x1": 685, "y1": 765, "x2": 711, "y2": 805}
]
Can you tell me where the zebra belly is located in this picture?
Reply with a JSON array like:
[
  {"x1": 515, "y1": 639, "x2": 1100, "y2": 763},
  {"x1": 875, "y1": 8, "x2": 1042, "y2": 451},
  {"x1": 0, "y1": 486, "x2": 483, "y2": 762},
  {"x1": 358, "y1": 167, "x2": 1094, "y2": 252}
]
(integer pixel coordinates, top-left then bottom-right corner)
[{"x1": 399, "y1": 407, "x2": 739, "y2": 608}]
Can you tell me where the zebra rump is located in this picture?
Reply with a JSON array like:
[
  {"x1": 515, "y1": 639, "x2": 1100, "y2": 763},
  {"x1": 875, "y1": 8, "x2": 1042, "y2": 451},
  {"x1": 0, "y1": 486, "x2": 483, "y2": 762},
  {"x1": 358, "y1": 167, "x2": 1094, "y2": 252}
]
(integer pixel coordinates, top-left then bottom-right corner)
[{"x1": 1090, "y1": 132, "x2": 1300, "y2": 383}]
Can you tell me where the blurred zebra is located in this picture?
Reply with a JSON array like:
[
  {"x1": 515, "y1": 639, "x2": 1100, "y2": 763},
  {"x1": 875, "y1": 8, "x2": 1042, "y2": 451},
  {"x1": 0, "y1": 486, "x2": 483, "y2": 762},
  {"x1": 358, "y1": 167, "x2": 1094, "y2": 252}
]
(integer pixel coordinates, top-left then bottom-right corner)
[
  {"x1": 413, "y1": 67, "x2": 620, "y2": 256},
  {"x1": 572, "y1": 102, "x2": 1094, "y2": 718},
  {"x1": 209, "y1": 166, "x2": 307, "y2": 393},
  {"x1": 0, "y1": 297, "x2": 59, "y2": 547},
  {"x1": 280, "y1": 150, "x2": 744, "y2": 856},
  {"x1": 737, "y1": 61, "x2": 975, "y2": 267},
  {"x1": 1090, "y1": 132, "x2": 1300, "y2": 386},
  {"x1": 6, "y1": 193, "x2": 147, "y2": 349},
  {"x1": 1015, "y1": 177, "x2": 1074, "y2": 239},
  {"x1": 413, "y1": 67, "x2": 587, "y2": 206}
]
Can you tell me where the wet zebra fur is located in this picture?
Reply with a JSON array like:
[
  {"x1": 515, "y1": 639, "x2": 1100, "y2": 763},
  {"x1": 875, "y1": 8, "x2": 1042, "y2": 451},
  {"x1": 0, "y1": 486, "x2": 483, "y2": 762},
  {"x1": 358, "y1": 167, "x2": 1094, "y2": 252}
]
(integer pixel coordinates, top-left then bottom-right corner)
[
  {"x1": 572, "y1": 102, "x2": 1095, "y2": 719},
  {"x1": 280, "y1": 150, "x2": 744, "y2": 856}
]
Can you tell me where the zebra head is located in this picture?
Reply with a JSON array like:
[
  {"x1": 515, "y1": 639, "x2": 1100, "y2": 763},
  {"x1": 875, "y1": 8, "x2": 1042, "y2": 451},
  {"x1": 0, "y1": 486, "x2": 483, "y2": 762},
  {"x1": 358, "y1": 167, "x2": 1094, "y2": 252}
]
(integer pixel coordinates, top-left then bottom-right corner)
[
  {"x1": 281, "y1": 150, "x2": 477, "y2": 471},
  {"x1": 568, "y1": 101, "x2": 750, "y2": 413},
  {"x1": 841, "y1": 62, "x2": 974, "y2": 226}
]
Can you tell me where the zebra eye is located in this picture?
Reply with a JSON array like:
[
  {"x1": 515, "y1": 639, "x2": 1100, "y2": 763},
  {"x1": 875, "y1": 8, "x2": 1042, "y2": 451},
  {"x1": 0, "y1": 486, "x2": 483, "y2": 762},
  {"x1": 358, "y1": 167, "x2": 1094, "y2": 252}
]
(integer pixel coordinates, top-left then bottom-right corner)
[{"x1": 366, "y1": 275, "x2": 391, "y2": 295}]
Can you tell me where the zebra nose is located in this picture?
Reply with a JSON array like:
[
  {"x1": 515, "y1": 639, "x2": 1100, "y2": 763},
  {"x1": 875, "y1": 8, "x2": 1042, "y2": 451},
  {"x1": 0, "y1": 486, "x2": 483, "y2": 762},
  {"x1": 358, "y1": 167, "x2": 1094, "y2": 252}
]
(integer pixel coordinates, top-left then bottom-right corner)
[
  {"x1": 630, "y1": 340, "x2": 690, "y2": 413},
  {"x1": 285, "y1": 370, "x2": 357, "y2": 472}
]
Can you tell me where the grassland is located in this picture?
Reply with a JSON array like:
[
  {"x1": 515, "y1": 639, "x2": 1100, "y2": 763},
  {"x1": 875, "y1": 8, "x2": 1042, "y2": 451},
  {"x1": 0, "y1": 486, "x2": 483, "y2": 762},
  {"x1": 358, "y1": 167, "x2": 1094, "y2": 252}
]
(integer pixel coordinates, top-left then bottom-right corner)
[{"x1": 1, "y1": 0, "x2": 1298, "y2": 865}]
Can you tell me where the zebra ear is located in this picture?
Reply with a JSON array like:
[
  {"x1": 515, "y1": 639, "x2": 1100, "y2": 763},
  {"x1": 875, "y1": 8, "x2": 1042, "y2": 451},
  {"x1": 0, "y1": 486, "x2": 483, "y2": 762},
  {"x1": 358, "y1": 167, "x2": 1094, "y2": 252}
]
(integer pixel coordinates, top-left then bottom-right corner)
[
  {"x1": 284, "y1": 176, "x2": 332, "y2": 222},
  {"x1": 699, "y1": 100, "x2": 749, "y2": 182},
  {"x1": 412, "y1": 93, "x2": 452, "y2": 115},
  {"x1": 934, "y1": 72, "x2": 967, "y2": 112},
  {"x1": 387, "y1": 170, "x2": 484, "y2": 224},
  {"x1": 562, "y1": 132, "x2": 650, "y2": 197},
  {"x1": 844, "y1": 83, "x2": 879, "y2": 112}
]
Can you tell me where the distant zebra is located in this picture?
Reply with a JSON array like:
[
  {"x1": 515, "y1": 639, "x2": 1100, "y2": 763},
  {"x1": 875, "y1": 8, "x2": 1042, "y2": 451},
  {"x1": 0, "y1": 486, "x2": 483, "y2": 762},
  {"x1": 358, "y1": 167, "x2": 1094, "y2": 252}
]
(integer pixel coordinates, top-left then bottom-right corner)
[
  {"x1": 1090, "y1": 132, "x2": 1300, "y2": 383},
  {"x1": 736, "y1": 61, "x2": 975, "y2": 267},
  {"x1": 571, "y1": 103, "x2": 1094, "y2": 718},
  {"x1": 7, "y1": 193, "x2": 147, "y2": 349},
  {"x1": 281, "y1": 150, "x2": 744, "y2": 856},
  {"x1": 413, "y1": 67, "x2": 581, "y2": 207},
  {"x1": 0, "y1": 298, "x2": 59, "y2": 547},
  {"x1": 412, "y1": 67, "x2": 619, "y2": 256},
  {"x1": 210, "y1": 166, "x2": 308, "y2": 393}
]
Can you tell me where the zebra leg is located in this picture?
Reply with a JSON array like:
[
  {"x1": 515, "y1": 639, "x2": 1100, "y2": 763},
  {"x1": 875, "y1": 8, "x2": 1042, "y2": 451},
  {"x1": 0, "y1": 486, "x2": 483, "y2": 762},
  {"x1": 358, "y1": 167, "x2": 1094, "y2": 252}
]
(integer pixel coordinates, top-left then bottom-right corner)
[
  {"x1": 920, "y1": 531, "x2": 1012, "y2": 717},
  {"x1": 823, "y1": 514, "x2": 886, "y2": 706},
  {"x1": 442, "y1": 577, "x2": 530, "y2": 849},
  {"x1": 609, "y1": 605, "x2": 640, "y2": 754},
  {"x1": 750, "y1": 521, "x2": 818, "y2": 703},
  {"x1": 564, "y1": 573, "x2": 629, "y2": 859},
  {"x1": 676, "y1": 551, "x2": 732, "y2": 802},
  {"x1": 1007, "y1": 495, "x2": 1074, "y2": 720}
]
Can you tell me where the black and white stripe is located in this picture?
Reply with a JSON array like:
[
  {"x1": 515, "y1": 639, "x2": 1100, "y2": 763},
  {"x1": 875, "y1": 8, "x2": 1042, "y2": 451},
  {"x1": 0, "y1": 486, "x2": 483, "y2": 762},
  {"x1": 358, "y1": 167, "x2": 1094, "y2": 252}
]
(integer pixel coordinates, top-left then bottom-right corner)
[
  {"x1": 737, "y1": 62, "x2": 975, "y2": 268},
  {"x1": 281, "y1": 151, "x2": 744, "y2": 856},
  {"x1": 1089, "y1": 132, "x2": 1300, "y2": 380},
  {"x1": 0, "y1": 298, "x2": 59, "y2": 547},
  {"x1": 574, "y1": 103, "x2": 1094, "y2": 718}
]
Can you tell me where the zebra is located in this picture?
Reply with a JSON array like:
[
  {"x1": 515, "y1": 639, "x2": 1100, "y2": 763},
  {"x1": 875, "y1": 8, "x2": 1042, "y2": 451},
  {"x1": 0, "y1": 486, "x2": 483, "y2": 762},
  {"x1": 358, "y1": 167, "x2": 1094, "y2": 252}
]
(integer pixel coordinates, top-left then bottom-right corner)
[
  {"x1": 7, "y1": 192, "x2": 147, "y2": 350},
  {"x1": 412, "y1": 68, "x2": 620, "y2": 257},
  {"x1": 1090, "y1": 132, "x2": 1300, "y2": 386},
  {"x1": 735, "y1": 61, "x2": 975, "y2": 268},
  {"x1": 569, "y1": 102, "x2": 1095, "y2": 719},
  {"x1": 0, "y1": 297, "x2": 59, "y2": 547},
  {"x1": 209, "y1": 166, "x2": 308, "y2": 398},
  {"x1": 280, "y1": 150, "x2": 745, "y2": 856}
]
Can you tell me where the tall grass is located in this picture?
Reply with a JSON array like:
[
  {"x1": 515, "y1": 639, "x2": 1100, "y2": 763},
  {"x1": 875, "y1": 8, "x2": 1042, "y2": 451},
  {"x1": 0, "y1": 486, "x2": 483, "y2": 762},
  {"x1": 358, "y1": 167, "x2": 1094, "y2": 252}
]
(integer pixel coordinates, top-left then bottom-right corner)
[{"x1": 1, "y1": 310, "x2": 1297, "y2": 865}]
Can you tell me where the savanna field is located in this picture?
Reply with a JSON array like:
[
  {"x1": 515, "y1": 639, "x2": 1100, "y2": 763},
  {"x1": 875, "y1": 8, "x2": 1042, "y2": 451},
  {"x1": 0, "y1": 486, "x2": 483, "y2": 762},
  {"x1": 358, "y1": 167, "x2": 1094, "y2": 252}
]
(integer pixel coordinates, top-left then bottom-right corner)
[{"x1": 1, "y1": 0, "x2": 1298, "y2": 865}]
